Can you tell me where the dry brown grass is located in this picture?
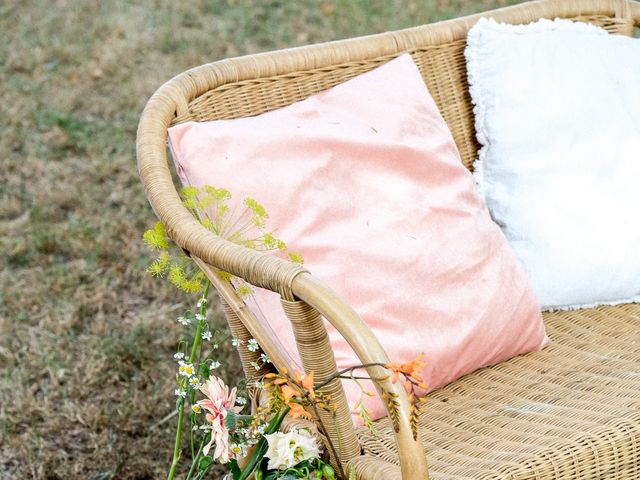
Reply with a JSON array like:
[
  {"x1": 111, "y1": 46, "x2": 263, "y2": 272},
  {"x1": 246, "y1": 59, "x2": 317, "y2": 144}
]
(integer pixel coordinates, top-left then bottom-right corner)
[{"x1": 0, "y1": 1, "x2": 524, "y2": 478}]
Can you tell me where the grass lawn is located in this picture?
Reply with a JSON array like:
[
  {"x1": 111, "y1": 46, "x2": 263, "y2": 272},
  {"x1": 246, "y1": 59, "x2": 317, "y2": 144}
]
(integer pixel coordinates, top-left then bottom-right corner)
[{"x1": 0, "y1": 1, "x2": 524, "y2": 478}]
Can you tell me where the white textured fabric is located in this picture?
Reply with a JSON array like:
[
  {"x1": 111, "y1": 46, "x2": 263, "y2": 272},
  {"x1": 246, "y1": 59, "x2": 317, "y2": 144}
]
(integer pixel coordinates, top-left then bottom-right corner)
[{"x1": 466, "y1": 18, "x2": 640, "y2": 310}]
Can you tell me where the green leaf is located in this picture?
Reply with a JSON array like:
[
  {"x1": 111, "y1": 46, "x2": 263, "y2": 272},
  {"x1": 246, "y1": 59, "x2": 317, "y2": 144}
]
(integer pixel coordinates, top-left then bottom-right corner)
[
  {"x1": 225, "y1": 410, "x2": 238, "y2": 429},
  {"x1": 322, "y1": 463, "x2": 336, "y2": 480},
  {"x1": 229, "y1": 459, "x2": 241, "y2": 480},
  {"x1": 201, "y1": 363, "x2": 211, "y2": 380},
  {"x1": 198, "y1": 455, "x2": 213, "y2": 471}
]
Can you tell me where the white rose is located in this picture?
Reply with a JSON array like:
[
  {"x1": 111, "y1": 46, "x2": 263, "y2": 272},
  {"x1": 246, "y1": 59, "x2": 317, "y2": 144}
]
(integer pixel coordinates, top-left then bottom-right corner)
[
  {"x1": 265, "y1": 432, "x2": 296, "y2": 470},
  {"x1": 290, "y1": 428, "x2": 320, "y2": 464},
  {"x1": 264, "y1": 429, "x2": 320, "y2": 470}
]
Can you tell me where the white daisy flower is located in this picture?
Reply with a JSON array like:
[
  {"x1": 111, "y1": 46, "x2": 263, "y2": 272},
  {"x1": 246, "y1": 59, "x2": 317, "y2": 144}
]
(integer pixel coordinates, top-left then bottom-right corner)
[
  {"x1": 230, "y1": 443, "x2": 247, "y2": 458},
  {"x1": 178, "y1": 362, "x2": 195, "y2": 377},
  {"x1": 201, "y1": 331, "x2": 212, "y2": 341},
  {"x1": 247, "y1": 338, "x2": 259, "y2": 352}
]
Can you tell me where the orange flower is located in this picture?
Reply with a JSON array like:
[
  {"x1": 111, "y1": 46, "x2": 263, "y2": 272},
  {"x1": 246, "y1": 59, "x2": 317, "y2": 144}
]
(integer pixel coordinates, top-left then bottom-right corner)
[
  {"x1": 281, "y1": 384, "x2": 300, "y2": 403},
  {"x1": 301, "y1": 372, "x2": 315, "y2": 399},
  {"x1": 385, "y1": 355, "x2": 426, "y2": 383},
  {"x1": 288, "y1": 402, "x2": 312, "y2": 419}
]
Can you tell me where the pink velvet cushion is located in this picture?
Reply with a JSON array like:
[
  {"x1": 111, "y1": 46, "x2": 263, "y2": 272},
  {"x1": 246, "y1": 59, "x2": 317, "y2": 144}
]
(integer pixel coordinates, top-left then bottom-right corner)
[{"x1": 168, "y1": 54, "x2": 548, "y2": 422}]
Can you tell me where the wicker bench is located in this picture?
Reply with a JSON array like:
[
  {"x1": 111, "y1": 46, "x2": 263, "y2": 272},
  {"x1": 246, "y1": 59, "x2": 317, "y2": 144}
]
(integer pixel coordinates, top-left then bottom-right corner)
[{"x1": 136, "y1": 1, "x2": 640, "y2": 478}]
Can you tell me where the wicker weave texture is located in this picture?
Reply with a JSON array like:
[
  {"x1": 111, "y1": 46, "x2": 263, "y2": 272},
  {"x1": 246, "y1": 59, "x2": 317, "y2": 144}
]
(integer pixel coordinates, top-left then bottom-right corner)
[
  {"x1": 357, "y1": 303, "x2": 640, "y2": 479},
  {"x1": 282, "y1": 299, "x2": 362, "y2": 467},
  {"x1": 171, "y1": 15, "x2": 636, "y2": 170}
]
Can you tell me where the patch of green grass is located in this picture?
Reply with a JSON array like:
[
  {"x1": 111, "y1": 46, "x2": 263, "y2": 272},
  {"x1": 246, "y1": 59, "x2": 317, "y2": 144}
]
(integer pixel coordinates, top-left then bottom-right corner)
[{"x1": 0, "y1": 1, "x2": 526, "y2": 478}]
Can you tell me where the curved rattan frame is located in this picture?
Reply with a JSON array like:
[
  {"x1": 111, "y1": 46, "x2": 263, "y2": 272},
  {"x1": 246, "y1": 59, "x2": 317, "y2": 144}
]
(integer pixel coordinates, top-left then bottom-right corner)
[{"x1": 137, "y1": 1, "x2": 640, "y2": 478}]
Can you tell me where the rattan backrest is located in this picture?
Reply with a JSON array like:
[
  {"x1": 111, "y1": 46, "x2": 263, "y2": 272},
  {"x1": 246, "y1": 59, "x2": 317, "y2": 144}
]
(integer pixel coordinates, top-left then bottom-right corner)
[{"x1": 170, "y1": 3, "x2": 637, "y2": 171}]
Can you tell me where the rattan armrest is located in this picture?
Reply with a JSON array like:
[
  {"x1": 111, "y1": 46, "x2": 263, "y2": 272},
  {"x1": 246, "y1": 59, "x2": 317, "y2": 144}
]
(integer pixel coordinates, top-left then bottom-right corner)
[{"x1": 291, "y1": 273, "x2": 429, "y2": 479}]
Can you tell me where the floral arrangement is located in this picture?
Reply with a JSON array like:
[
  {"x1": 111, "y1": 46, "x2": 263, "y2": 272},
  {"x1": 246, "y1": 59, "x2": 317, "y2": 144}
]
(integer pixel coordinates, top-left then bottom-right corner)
[{"x1": 143, "y1": 186, "x2": 426, "y2": 479}]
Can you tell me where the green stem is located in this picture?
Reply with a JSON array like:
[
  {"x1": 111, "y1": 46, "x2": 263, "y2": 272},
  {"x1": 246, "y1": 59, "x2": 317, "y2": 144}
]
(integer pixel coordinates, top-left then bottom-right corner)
[
  {"x1": 167, "y1": 281, "x2": 211, "y2": 480},
  {"x1": 189, "y1": 281, "x2": 210, "y2": 363},
  {"x1": 167, "y1": 399, "x2": 185, "y2": 480},
  {"x1": 310, "y1": 401, "x2": 346, "y2": 480},
  {"x1": 185, "y1": 438, "x2": 205, "y2": 480},
  {"x1": 316, "y1": 363, "x2": 385, "y2": 391}
]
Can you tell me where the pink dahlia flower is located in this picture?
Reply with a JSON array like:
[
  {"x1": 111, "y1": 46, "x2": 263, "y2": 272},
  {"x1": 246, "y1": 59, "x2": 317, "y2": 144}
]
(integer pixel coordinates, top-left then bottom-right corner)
[{"x1": 197, "y1": 376, "x2": 243, "y2": 463}]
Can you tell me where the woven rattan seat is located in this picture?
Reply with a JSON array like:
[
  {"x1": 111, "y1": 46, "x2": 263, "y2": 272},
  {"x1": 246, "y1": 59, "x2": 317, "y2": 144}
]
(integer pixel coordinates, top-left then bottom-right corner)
[
  {"x1": 354, "y1": 304, "x2": 640, "y2": 479},
  {"x1": 137, "y1": 1, "x2": 640, "y2": 478}
]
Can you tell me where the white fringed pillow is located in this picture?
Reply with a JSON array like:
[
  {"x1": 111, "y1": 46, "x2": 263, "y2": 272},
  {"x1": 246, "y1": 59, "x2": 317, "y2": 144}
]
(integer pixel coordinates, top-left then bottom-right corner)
[{"x1": 466, "y1": 18, "x2": 640, "y2": 310}]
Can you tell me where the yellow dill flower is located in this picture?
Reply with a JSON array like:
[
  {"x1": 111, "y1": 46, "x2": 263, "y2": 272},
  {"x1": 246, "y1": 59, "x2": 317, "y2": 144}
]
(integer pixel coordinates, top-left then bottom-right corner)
[
  {"x1": 142, "y1": 221, "x2": 170, "y2": 249},
  {"x1": 218, "y1": 271, "x2": 233, "y2": 282},
  {"x1": 182, "y1": 277, "x2": 204, "y2": 293},
  {"x1": 217, "y1": 203, "x2": 229, "y2": 218},
  {"x1": 203, "y1": 185, "x2": 231, "y2": 201},
  {"x1": 180, "y1": 186, "x2": 199, "y2": 199},
  {"x1": 236, "y1": 284, "x2": 253, "y2": 297},
  {"x1": 144, "y1": 186, "x2": 301, "y2": 299},
  {"x1": 262, "y1": 232, "x2": 277, "y2": 249},
  {"x1": 288, "y1": 252, "x2": 304, "y2": 264},
  {"x1": 182, "y1": 196, "x2": 198, "y2": 212},
  {"x1": 244, "y1": 198, "x2": 268, "y2": 219},
  {"x1": 197, "y1": 195, "x2": 214, "y2": 210},
  {"x1": 200, "y1": 218, "x2": 214, "y2": 231},
  {"x1": 147, "y1": 251, "x2": 171, "y2": 277},
  {"x1": 169, "y1": 265, "x2": 187, "y2": 288}
]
